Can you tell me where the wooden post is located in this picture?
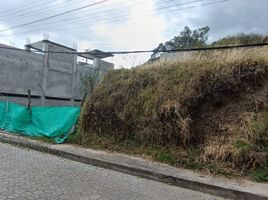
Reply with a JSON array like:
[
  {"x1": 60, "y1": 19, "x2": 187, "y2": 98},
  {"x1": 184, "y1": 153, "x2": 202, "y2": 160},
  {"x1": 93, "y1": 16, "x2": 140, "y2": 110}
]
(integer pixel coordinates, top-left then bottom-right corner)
[
  {"x1": 81, "y1": 93, "x2": 87, "y2": 108},
  {"x1": 27, "y1": 89, "x2": 31, "y2": 114}
]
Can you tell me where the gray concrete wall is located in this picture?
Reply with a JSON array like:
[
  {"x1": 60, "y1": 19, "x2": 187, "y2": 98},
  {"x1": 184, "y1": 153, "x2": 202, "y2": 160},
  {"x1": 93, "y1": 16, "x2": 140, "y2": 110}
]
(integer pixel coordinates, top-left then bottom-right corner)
[
  {"x1": 46, "y1": 58, "x2": 74, "y2": 99},
  {"x1": 75, "y1": 64, "x2": 93, "y2": 100},
  {"x1": 0, "y1": 48, "x2": 43, "y2": 97},
  {"x1": 0, "y1": 44, "x2": 114, "y2": 106},
  {"x1": 93, "y1": 59, "x2": 114, "y2": 73}
]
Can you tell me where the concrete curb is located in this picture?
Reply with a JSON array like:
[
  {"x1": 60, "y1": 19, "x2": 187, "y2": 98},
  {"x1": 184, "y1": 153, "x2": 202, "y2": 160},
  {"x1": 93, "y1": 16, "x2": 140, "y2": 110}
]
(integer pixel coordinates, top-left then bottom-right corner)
[{"x1": 0, "y1": 132, "x2": 267, "y2": 200}]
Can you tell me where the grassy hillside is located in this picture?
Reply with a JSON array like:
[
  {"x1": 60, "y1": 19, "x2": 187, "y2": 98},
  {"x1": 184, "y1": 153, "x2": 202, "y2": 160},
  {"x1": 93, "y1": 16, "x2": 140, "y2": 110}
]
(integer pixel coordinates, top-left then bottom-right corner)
[{"x1": 79, "y1": 48, "x2": 268, "y2": 181}]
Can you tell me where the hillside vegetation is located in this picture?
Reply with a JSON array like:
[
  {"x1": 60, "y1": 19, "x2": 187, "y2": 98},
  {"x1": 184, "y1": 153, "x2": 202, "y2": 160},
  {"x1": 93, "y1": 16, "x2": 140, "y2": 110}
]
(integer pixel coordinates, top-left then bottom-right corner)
[{"x1": 79, "y1": 47, "x2": 268, "y2": 181}]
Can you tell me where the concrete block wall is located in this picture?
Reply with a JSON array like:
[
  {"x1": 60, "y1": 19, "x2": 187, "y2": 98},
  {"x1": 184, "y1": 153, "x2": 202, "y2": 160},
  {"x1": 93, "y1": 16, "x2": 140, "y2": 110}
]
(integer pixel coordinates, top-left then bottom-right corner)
[
  {"x1": 0, "y1": 43, "x2": 114, "y2": 106},
  {"x1": 0, "y1": 48, "x2": 43, "y2": 98}
]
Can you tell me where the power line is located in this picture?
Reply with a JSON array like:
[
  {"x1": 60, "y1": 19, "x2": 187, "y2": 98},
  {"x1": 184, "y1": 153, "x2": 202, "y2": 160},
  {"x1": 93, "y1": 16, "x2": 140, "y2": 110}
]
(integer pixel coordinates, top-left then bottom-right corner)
[
  {"x1": 34, "y1": 0, "x2": 200, "y2": 28},
  {"x1": 0, "y1": 0, "x2": 112, "y2": 33},
  {"x1": 0, "y1": 42, "x2": 268, "y2": 55},
  {"x1": 0, "y1": 0, "x2": 60, "y2": 18},
  {"x1": 161, "y1": 0, "x2": 227, "y2": 13},
  {"x1": 2, "y1": 0, "x2": 77, "y2": 22},
  {"x1": 3, "y1": 0, "x2": 178, "y2": 28},
  {"x1": 44, "y1": 0, "x2": 202, "y2": 27},
  {"x1": 0, "y1": 0, "x2": 200, "y2": 37},
  {"x1": 0, "y1": 0, "x2": 226, "y2": 37},
  {"x1": 109, "y1": 42, "x2": 268, "y2": 54},
  {"x1": 63, "y1": 0, "x2": 226, "y2": 30},
  {"x1": 3, "y1": 0, "x2": 99, "y2": 24}
]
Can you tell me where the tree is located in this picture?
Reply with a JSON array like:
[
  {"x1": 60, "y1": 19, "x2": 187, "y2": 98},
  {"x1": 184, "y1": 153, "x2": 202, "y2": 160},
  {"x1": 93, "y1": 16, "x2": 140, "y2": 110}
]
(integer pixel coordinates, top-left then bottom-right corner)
[
  {"x1": 80, "y1": 67, "x2": 100, "y2": 96},
  {"x1": 151, "y1": 26, "x2": 210, "y2": 59},
  {"x1": 151, "y1": 43, "x2": 166, "y2": 60}
]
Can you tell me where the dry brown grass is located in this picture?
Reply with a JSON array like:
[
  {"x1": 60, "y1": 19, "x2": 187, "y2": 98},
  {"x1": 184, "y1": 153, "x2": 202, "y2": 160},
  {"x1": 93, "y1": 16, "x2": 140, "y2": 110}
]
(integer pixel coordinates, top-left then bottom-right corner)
[
  {"x1": 160, "y1": 45, "x2": 268, "y2": 64},
  {"x1": 79, "y1": 47, "x2": 268, "y2": 175}
]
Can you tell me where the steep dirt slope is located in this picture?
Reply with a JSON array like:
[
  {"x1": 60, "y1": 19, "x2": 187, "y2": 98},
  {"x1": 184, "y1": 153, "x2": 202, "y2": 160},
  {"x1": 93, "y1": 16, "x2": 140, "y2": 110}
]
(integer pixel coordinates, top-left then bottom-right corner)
[{"x1": 79, "y1": 49, "x2": 268, "y2": 178}]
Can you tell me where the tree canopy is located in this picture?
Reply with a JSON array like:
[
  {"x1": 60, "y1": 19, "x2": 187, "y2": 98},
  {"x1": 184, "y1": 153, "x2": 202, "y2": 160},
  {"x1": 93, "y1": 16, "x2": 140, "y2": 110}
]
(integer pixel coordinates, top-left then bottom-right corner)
[
  {"x1": 151, "y1": 26, "x2": 210, "y2": 59},
  {"x1": 151, "y1": 26, "x2": 268, "y2": 60}
]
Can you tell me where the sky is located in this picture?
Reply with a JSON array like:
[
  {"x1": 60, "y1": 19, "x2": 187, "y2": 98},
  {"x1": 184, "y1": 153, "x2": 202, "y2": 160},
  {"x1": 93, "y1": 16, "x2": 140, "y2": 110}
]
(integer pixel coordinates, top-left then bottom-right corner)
[{"x1": 0, "y1": 0, "x2": 267, "y2": 68}]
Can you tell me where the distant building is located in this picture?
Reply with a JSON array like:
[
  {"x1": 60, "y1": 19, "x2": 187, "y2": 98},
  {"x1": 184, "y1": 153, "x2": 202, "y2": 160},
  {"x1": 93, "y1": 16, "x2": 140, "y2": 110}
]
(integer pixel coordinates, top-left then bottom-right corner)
[{"x1": 0, "y1": 40, "x2": 114, "y2": 106}]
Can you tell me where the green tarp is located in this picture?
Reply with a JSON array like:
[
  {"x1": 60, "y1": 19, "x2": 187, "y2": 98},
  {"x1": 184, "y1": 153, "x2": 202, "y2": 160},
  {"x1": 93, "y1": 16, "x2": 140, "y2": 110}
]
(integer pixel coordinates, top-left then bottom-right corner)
[{"x1": 0, "y1": 101, "x2": 80, "y2": 144}]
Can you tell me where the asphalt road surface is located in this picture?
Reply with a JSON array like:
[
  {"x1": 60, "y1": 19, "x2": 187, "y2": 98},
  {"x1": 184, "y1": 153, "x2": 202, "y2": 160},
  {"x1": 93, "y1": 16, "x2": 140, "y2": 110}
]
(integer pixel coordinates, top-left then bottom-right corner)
[{"x1": 0, "y1": 143, "x2": 227, "y2": 200}]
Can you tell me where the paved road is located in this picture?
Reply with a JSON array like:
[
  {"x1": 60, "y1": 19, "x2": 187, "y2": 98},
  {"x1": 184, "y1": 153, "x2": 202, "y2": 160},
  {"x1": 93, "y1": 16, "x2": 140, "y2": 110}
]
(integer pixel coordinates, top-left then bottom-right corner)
[{"x1": 0, "y1": 143, "x2": 227, "y2": 200}]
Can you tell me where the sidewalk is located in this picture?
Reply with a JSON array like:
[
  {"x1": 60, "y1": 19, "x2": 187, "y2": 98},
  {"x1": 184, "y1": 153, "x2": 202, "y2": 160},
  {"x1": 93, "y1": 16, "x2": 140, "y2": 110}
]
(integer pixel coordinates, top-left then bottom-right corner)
[{"x1": 0, "y1": 131, "x2": 267, "y2": 200}]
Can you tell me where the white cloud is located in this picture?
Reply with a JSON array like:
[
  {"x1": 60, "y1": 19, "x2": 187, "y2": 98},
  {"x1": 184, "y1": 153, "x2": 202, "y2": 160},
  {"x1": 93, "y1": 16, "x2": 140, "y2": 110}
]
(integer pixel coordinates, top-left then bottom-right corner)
[{"x1": 90, "y1": 0, "x2": 168, "y2": 68}]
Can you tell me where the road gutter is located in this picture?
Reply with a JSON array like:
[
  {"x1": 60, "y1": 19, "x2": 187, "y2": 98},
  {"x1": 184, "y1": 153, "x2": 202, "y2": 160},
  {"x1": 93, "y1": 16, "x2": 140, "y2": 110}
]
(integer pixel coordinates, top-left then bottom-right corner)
[{"x1": 0, "y1": 131, "x2": 267, "y2": 200}]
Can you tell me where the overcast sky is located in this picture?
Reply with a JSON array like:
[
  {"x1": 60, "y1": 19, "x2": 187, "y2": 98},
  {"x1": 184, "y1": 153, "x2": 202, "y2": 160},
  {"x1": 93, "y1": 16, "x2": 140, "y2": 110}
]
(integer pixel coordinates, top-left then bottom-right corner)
[{"x1": 0, "y1": 0, "x2": 267, "y2": 67}]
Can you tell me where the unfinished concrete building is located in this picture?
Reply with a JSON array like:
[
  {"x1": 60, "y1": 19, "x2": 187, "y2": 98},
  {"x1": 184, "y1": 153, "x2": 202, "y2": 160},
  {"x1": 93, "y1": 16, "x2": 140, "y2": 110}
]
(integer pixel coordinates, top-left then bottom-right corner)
[{"x1": 0, "y1": 40, "x2": 114, "y2": 106}]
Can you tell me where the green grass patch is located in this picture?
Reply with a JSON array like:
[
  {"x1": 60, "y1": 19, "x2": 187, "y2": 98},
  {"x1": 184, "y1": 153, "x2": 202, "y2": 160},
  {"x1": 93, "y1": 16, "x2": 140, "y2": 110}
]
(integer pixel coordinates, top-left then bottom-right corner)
[
  {"x1": 249, "y1": 166, "x2": 268, "y2": 182},
  {"x1": 153, "y1": 149, "x2": 175, "y2": 164},
  {"x1": 26, "y1": 136, "x2": 55, "y2": 144},
  {"x1": 253, "y1": 109, "x2": 268, "y2": 149},
  {"x1": 66, "y1": 132, "x2": 79, "y2": 144},
  {"x1": 234, "y1": 139, "x2": 255, "y2": 151},
  {"x1": 79, "y1": 132, "x2": 238, "y2": 177}
]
